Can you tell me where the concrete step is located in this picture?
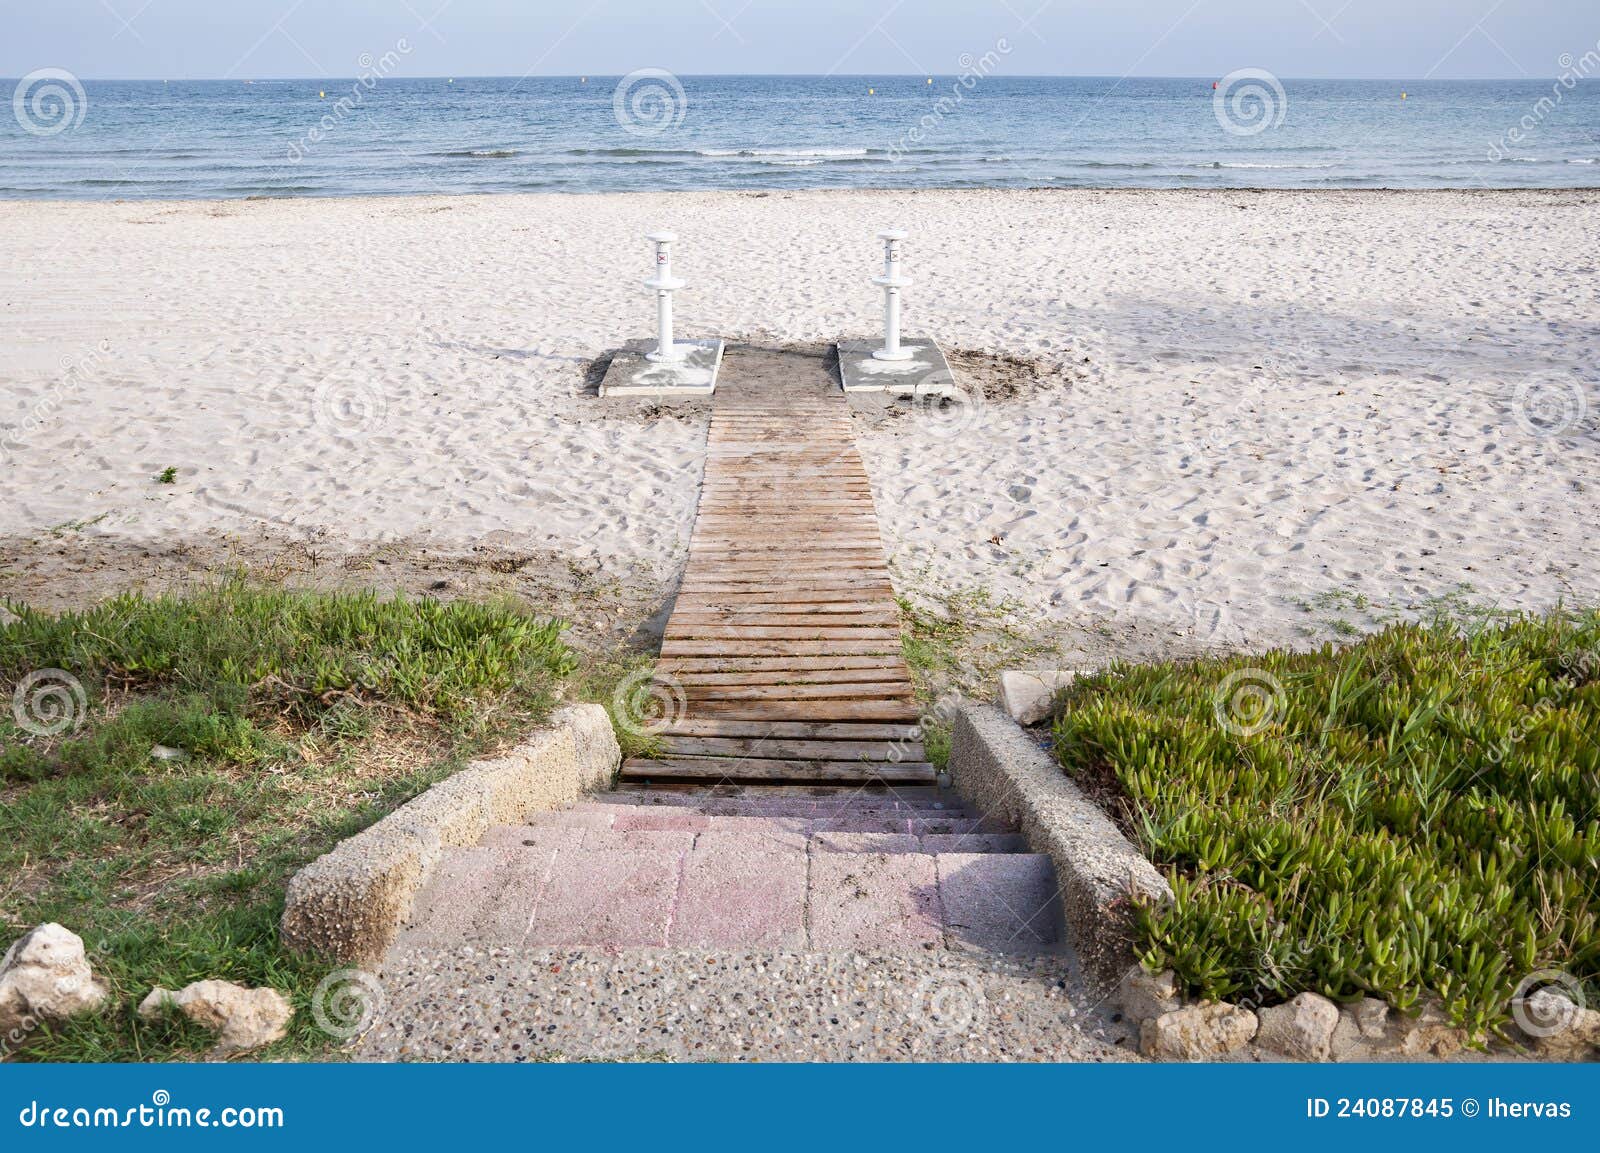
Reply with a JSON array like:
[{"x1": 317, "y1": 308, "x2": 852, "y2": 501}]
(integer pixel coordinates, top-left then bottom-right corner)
[
  {"x1": 599, "y1": 787, "x2": 963, "y2": 813},
  {"x1": 400, "y1": 845, "x2": 1063, "y2": 956},
  {"x1": 571, "y1": 798, "x2": 970, "y2": 821},
  {"x1": 361, "y1": 946, "x2": 1133, "y2": 1063},
  {"x1": 516, "y1": 808, "x2": 1004, "y2": 837},
  {"x1": 477, "y1": 825, "x2": 1029, "y2": 856}
]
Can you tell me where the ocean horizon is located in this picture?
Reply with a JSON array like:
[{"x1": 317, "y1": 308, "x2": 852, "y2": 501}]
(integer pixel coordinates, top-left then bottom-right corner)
[{"x1": 3, "y1": 73, "x2": 1597, "y2": 199}]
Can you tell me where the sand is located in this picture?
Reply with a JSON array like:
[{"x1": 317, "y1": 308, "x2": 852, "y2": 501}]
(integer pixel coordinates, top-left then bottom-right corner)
[{"x1": 2, "y1": 188, "x2": 1596, "y2": 659}]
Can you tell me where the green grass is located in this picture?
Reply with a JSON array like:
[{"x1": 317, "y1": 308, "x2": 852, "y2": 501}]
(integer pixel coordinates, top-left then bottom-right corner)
[
  {"x1": 1051, "y1": 607, "x2": 1599, "y2": 1040},
  {"x1": 897, "y1": 584, "x2": 1059, "y2": 769},
  {"x1": 1, "y1": 580, "x2": 575, "y2": 1061}
]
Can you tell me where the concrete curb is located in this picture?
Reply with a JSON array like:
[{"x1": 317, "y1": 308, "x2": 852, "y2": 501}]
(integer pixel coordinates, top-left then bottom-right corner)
[
  {"x1": 280, "y1": 704, "x2": 620, "y2": 968},
  {"x1": 948, "y1": 702, "x2": 1172, "y2": 993}
]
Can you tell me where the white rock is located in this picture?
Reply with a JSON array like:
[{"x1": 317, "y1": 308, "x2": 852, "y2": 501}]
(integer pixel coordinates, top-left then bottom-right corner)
[
  {"x1": 1256, "y1": 992, "x2": 1341, "y2": 1061},
  {"x1": 1354, "y1": 996, "x2": 1390, "y2": 1039},
  {"x1": 0, "y1": 924, "x2": 109, "y2": 1039},
  {"x1": 139, "y1": 980, "x2": 293, "y2": 1057},
  {"x1": 1396, "y1": 1000, "x2": 1472, "y2": 1059},
  {"x1": 1517, "y1": 990, "x2": 1600, "y2": 1059},
  {"x1": 998, "y1": 670, "x2": 1080, "y2": 726},
  {"x1": 1140, "y1": 1002, "x2": 1258, "y2": 1060},
  {"x1": 1118, "y1": 966, "x2": 1181, "y2": 1024}
]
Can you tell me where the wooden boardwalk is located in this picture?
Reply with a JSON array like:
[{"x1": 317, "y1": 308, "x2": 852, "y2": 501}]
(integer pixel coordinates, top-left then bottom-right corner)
[{"x1": 620, "y1": 349, "x2": 931, "y2": 784}]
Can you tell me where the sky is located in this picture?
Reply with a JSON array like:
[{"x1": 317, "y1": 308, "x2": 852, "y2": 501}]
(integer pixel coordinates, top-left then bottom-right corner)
[{"x1": 3, "y1": 0, "x2": 1596, "y2": 81}]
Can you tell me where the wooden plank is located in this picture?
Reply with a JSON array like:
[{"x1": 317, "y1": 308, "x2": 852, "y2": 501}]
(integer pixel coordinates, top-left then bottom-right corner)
[
  {"x1": 669, "y1": 590, "x2": 895, "y2": 605},
  {"x1": 679, "y1": 570, "x2": 890, "y2": 583},
  {"x1": 665, "y1": 625, "x2": 901, "y2": 641},
  {"x1": 668, "y1": 602, "x2": 897, "y2": 617},
  {"x1": 657, "y1": 719, "x2": 924, "y2": 740},
  {"x1": 685, "y1": 682, "x2": 913, "y2": 702},
  {"x1": 663, "y1": 641, "x2": 902, "y2": 657},
  {"x1": 676, "y1": 582, "x2": 894, "y2": 595},
  {"x1": 683, "y1": 700, "x2": 922, "y2": 721},
  {"x1": 667, "y1": 611, "x2": 900, "y2": 626},
  {"x1": 660, "y1": 654, "x2": 911, "y2": 673},
  {"x1": 620, "y1": 757, "x2": 937, "y2": 783},
  {"x1": 670, "y1": 669, "x2": 908, "y2": 688},
  {"x1": 657, "y1": 736, "x2": 925, "y2": 761}
]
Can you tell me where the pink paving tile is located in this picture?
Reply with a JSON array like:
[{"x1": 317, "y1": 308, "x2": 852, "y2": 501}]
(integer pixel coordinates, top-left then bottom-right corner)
[
  {"x1": 478, "y1": 825, "x2": 587, "y2": 852},
  {"x1": 610, "y1": 809, "x2": 711, "y2": 832},
  {"x1": 810, "y1": 832, "x2": 921, "y2": 853},
  {"x1": 525, "y1": 849, "x2": 685, "y2": 947},
  {"x1": 670, "y1": 846, "x2": 807, "y2": 949},
  {"x1": 578, "y1": 828, "x2": 698, "y2": 852},
  {"x1": 523, "y1": 809, "x2": 617, "y2": 830},
  {"x1": 936, "y1": 853, "x2": 1061, "y2": 955},
  {"x1": 809, "y1": 815, "x2": 914, "y2": 835},
  {"x1": 476, "y1": 849, "x2": 561, "y2": 945},
  {"x1": 808, "y1": 852, "x2": 943, "y2": 950},
  {"x1": 919, "y1": 833, "x2": 1029, "y2": 854},
  {"x1": 404, "y1": 847, "x2": 557, "y2": 948},
  {"x1": 903, "y1": 816, "x2": 992, "y2": 836},
  {"x1": 695, "y1": 825, "x2": 809, "y2": 853},
  {"x1": 402, "y1": 848, "x2": 508, "y2": 945}
]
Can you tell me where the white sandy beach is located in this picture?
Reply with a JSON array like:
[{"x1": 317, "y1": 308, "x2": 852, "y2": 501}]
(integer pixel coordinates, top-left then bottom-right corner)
[{"x1": 2, "y1": 188, "x2": 1597, "y2": 656}]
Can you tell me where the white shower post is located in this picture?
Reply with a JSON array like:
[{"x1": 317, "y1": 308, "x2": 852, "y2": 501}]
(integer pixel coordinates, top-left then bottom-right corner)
[
  {"x1": 644, "y1": 231, "x2": 686, "y2": 362},
  {"x1": 872, "y1": 229, "x2": 912, "y2": 362}
]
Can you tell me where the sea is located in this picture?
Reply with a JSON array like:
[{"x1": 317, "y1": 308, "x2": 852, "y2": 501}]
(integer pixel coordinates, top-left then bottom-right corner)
[{"x1": 3, "y1": 74, "x2": 1597, "y2": 199}]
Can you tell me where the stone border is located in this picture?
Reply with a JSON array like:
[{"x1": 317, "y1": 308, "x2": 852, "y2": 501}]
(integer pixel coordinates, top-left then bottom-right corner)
[
  {"x1": 280, "y1": 704, "x2": 620, "y2": 968},
  {"x1": 948, "y1": 702, "x2": 1171, "y2": 993}
]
